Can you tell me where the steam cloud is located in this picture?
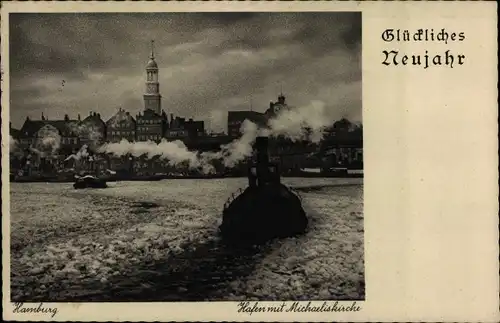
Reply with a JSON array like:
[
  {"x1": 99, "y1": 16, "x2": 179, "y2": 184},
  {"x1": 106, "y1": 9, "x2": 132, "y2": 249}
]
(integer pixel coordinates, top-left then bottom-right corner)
[
  {"x1": 207, "y1": 109, "x2": 226, "y2": 134},
  {"x1": 216, "y1": 120, "x2": 259, "y2": 168},
  {"x1": 98, "y1": 139, "x2": 196, "y2": 164},
  {"x1": 32, "y1": 125, "x2": 62, "y2": 157},
  {"x1": 266, "y1": 100, "x2": 331, "y2": 143},
  {"x1": 12, "y1": 101, "x2": 354, "y2": 174},
  {"x1": 65, "y1": 144, "x2": 89, "y2": 162},
  {"x1": 97, "y1": 100, "x2": 339, "y2": 173},
  {"x1": 9, "y1": 135, "x2": 25, "y2": 158},
  {"x1": 214, "y1": 100, "x2": 334, "y2": 167},
  {"x1": 97, "y1": 139, "x2": 218, "y2": 173},
  {"x1": 67, "y1": 122, "x2": 103, "y2": 147},
  {"x1": 10, "y1": 135, "x2": 18, "y2": 151}
]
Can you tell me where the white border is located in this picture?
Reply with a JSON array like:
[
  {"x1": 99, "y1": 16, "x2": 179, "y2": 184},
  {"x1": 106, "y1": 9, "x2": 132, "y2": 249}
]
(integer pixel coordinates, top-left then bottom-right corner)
[{"x1": 2, "y1": 1, "x2": 499, "y2": 322}]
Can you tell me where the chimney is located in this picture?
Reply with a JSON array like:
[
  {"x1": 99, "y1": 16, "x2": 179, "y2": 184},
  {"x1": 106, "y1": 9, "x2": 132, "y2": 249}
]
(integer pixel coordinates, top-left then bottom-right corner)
[
  {"x1": 93, "y1": 112, "x2": 97, "y2": 117},
  {"x1": 255, "y1": 136, "x2": 269, "y2": 166},
  {"x1": 97, "y1": 113, "x2": 100, "y2": 118},
  {"x1": 89, "y1": 111, "x2": 93, "y2": 117},
  {"x1": 269, "y1": 101, "x2": 274, "y2": 109},
  {"x1": 78, "y1": 114, "x2": 81, "y2": 121},
  {"x1": 64, "y1": 114, "x2": 69, "y2": 121},
  {"x1": 41, "y1": 112, "x2": 45, "y2": 121}
]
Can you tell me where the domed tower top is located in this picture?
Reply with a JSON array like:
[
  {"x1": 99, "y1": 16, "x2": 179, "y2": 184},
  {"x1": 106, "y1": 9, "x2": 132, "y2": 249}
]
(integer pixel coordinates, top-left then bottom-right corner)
[
  {"x1": 146, "y1": 59, "x2": 158, "y2": 69},
  {"x1": 146, "y1": 40, "x2": 158, "y2": 70}
]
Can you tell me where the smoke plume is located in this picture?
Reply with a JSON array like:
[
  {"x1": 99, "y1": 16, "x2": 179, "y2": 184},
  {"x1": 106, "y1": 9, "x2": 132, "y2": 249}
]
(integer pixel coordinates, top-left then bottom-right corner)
[
  {"x1": 9, "y1": 136, "x2": 25, "y2": 158},
  {"x1": 65, "y1": 144, "x2": 90, "y2": 162},
  {"x1": 207, "y1": 109, "x2": 226, "y2": 134},
  {"x1": 10, "y1": 135, "x2": 18, "y2": 151},
  {"x1": 98, "y1": 139, "x2": 203, "y2": 168},
  {"x1": 266, "y1": 100, "x2": 331, "y2": 143},
  {"x1": 93, "y1": 100, "x2": 340, "y2": 174},
  {"x1": 67, "y1": 122, "x2": 103, "y2": 147},
  {"x1": 216, "y1": 120, "x2": 259, "y2": 168},
  {"x1": 97, "y1": 120, "x2": 259, "y2": 174},
  {"x1": 33, "y1": 125, "x2": 62, "y2": 157},
  {"x1": 214, "y1": 100, "x2": 335, "y2": 167}
]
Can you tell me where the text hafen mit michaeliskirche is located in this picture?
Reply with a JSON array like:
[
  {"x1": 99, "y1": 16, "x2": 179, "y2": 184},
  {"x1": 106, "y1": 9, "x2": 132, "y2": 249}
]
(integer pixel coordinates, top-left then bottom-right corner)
[{"x1": 238, "y1": 301, "x2": 361, "y2": 315}]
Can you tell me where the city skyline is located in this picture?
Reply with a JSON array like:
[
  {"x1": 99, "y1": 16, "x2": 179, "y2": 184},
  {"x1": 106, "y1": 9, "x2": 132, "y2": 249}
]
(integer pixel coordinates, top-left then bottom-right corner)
[{"x1": 9, "y1": 12, "x2": 362, "y2": 131}]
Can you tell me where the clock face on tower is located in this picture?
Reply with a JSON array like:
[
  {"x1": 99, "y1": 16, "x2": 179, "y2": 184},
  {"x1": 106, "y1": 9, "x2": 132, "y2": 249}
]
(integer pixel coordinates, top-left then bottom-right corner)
[{"x1": 147, "y1": 83, "x2": 158, "y2": 94}]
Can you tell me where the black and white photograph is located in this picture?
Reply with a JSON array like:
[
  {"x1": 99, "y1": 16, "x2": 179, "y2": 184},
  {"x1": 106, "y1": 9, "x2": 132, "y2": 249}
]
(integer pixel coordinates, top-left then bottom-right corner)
[{"x1": 8, "y1": 12, "x2": 363, "y2": 302}]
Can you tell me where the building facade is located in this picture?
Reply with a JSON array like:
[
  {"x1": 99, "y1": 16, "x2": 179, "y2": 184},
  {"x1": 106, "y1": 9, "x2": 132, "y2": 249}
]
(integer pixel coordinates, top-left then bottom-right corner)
[
  {"x1": 17, "y1": 113, "x2": 81, "y2": 153},
  {"x1": 226, "y1": 93, "x2": 290, "y2": 138},
  {"x1": 13, "y1": 113, "x2": 83, "y2": 175},
  {"x1": 320, "y1": 121, "x2": 363, "y2": 170},
  {"x1": 184, "y1": 118, "x2": 205, "y2": 138},
  {"x1": 79, "y1": 112, "x2": 107, "y2": 147},
  {"x1": 227, "y1": 110, "x2": 266, "y2": 138},
  {"x1": 136, "y1": 109, "x2": 167, "y2": 142},
  {"x1": 105, "y1": 108, "x2": 136, "y2": 143},
  {"x1": 165, "y1": 115, "x2": 189, "y2": 140}
]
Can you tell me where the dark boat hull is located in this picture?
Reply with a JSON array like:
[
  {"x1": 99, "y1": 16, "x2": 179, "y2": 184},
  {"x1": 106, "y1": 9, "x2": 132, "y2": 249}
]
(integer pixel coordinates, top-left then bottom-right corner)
[
  {"x1": 73, "y1": 179, "x2": 108, "y2": 189},
  {"x1": 219, "y1": 184, "x2": 308, "y2": 245}
]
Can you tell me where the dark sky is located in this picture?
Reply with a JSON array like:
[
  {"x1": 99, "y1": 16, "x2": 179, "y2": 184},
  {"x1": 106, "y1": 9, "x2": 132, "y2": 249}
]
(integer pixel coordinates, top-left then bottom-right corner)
[{"x1": 9, "y1": 12, "x2": 361, "y2": 131}]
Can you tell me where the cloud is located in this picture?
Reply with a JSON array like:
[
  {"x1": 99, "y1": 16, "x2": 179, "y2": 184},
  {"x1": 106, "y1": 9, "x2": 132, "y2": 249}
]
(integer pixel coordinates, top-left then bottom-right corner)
[
  {"x1": 207, "y1": 109, "x2": 227, "y2": 133},
  {"x1": 9, "y1": 12, "x2": 361, "y2": 129}
]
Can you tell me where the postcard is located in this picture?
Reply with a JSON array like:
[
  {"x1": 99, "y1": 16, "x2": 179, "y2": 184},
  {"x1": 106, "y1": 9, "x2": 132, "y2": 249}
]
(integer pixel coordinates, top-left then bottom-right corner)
[{"x1": 1, "y1": 1, "x2": 498, "y2": 322}]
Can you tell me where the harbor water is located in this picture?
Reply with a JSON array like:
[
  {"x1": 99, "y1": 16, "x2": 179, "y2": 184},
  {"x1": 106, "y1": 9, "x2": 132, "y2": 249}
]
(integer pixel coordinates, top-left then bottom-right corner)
[{"x1": 10, "y1": 177, "x2": 364, "y2": 301}]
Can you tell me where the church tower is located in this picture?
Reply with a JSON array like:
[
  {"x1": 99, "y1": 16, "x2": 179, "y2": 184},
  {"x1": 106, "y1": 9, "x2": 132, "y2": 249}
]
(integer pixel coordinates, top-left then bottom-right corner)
[{"x1": 143, "y1": 40, "x2": 162, "y2": 115}]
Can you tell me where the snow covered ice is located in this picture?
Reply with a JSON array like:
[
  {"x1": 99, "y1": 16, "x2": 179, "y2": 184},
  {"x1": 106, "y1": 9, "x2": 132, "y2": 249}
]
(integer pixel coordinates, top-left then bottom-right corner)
[{"x1": 10, "y1": 178, "x2": 364, "y2": 301}]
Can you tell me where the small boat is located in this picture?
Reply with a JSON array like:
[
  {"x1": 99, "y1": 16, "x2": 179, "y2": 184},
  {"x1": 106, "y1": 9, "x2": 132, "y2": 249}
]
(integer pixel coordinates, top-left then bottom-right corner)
[{"x1": 73, "y1": 175, "x2": 108, "y2": 189}]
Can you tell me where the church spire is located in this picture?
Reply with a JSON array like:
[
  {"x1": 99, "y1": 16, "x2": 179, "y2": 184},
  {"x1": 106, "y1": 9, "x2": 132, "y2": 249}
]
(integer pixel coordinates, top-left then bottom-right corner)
[
  {"x1": 144, "y1": 39, "x2": 161, "y2": 115},
  {"x1": 278, "y1": 84, "x2": 285, "y2": 104},
  {"x1": 150, "y1": 40, "x2": 155, "y2": 60}
]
